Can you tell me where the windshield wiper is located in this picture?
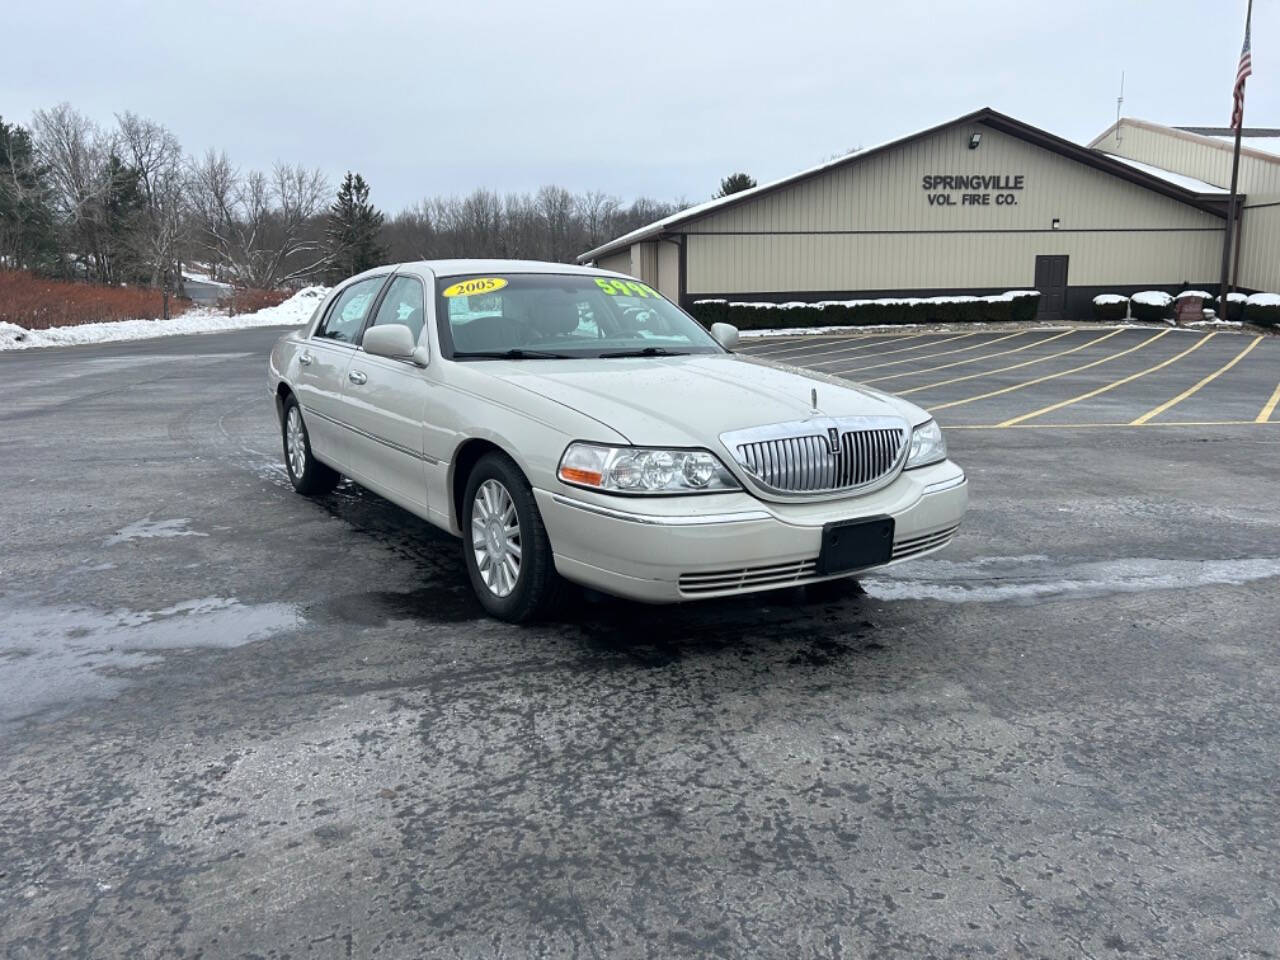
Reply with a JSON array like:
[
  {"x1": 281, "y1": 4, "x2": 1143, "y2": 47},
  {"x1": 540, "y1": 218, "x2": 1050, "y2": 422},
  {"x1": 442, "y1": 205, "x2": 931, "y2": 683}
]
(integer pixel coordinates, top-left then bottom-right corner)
[
  {"x1": 597, "y1": 347, "x2": 689, "y2": 358},
  {"x1": 453, "y1": 349, "x2": 575, "y2": 360}
]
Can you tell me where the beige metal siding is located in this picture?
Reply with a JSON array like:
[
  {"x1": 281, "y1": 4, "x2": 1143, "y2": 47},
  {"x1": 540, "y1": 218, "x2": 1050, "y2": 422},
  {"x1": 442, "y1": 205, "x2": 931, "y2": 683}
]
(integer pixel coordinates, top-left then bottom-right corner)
[
  {"x1": 1093, "y1": 120, "x2": 1280, "y2": 194},
  {"x1": 682, "y1": 122, "x2": 1223, "y2": 295},
  {"x1": 656, "y1": 240, "x2": 680, "y2": 300},
  {"x1": 1238, "y1": 199, "x2": 1280, "y2": 290},
  {"x1": 595, "y1": 251, "x2": 632, "y2": 276},
  {"x1": 629, "y1": 242, "x2": 659, "y2": 285}
]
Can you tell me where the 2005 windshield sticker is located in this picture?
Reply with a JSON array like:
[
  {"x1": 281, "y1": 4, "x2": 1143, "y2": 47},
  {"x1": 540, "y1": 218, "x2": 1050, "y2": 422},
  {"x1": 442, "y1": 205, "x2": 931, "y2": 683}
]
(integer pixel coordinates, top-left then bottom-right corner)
[
  {"x1": 595, "y1": 278, "x2": 661, "y2": 298},
  {"x1": 442, "y1": 277, "x2": 509, "y2": 297}
]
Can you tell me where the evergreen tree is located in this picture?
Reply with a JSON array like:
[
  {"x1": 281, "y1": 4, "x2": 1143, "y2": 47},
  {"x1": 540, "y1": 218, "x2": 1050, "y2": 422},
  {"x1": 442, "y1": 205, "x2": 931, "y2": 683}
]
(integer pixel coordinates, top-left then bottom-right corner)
[
  {"x1": 715, "y1": 172, "x2": 757, "y2": 198},
  {"x1": 326, "y1": 172, "x2": 386, "y2": 282},
  {"x1": 0, "y1": 116, "x2": 57, "y2": 271}
]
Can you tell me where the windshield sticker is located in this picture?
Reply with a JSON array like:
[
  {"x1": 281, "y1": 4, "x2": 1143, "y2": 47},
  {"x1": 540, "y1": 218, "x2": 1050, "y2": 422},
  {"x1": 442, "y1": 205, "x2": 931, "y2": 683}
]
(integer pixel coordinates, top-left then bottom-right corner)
[
  {"x1": 442, "y1": 277, "x2": 508, "y2": 298},
  {"x1": 594, "y1": 278, "x2": 660, "y2": 298}
]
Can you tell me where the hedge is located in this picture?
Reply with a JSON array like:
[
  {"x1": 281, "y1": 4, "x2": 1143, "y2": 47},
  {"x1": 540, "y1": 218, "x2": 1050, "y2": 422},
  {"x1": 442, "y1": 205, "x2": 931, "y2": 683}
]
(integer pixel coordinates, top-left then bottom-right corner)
[
  {"x1": 1129, "y1": 291, "x2": 1174, "y2": 323},
  {"x1": 1244, "y1": 293, "x2": 1280, "y2": 326},
  {"x1": 689, "y1": 291, "x2": 1041, "y2": 331},
  {"x1": 1091, "y1": 295, "x2": 1128, "y2": 322}
]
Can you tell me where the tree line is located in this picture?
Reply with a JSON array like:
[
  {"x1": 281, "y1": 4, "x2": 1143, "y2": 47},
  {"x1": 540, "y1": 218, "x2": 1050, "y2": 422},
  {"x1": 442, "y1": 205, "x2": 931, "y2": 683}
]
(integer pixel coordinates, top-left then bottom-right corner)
[{"x1": 0, "y1": 103, "x2": 735, "y2": 304}]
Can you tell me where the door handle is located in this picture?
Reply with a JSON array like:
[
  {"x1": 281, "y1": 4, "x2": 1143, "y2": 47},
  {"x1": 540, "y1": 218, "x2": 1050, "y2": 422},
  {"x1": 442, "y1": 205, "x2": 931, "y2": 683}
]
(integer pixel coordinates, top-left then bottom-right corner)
[
  {"x1": 299, "y1": 352, "x2": 313, "y2": 366},
  {"x1": 348, "y1": 370, "x2": 367, "y2": 385}
]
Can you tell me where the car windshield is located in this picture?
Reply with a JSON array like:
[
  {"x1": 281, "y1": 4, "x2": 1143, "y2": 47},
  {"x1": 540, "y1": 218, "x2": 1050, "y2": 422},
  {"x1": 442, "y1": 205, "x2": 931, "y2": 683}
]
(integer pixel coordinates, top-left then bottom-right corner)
[{"x1": 435, "y1": 273, "x2": 723, "y2": 359}]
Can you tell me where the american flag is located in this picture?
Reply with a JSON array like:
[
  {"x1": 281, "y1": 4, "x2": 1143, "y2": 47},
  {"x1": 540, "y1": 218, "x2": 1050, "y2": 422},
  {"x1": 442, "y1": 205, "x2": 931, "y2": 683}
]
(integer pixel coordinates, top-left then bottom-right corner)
[{"x1": 1232, "y1": 14, "x2": 1253, "y2": 130}]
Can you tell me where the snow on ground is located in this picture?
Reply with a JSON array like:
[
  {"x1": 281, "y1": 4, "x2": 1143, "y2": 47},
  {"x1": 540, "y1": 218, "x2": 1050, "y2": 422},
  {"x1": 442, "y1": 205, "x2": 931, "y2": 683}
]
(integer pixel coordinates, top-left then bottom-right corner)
[{"x1": 0, "y1": 286, "x2": 329, "y2": 351}]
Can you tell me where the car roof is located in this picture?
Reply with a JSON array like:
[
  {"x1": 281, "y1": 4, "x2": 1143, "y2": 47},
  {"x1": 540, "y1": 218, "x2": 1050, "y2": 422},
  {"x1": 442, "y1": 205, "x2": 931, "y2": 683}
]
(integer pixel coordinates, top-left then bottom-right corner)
[{"x1": 395, "y1": 259, "x2": 625, "y2": 279}]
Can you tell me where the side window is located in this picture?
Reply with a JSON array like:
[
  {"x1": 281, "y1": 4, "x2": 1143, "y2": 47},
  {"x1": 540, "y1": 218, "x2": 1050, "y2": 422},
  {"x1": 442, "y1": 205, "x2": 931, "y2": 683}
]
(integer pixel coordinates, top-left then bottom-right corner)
[
  {"x1": 366, "y1": 276, "x2": 426, "y2": 343},
  {"x1": 316, "y1": 277, "x2": 384, "y2": 343}
]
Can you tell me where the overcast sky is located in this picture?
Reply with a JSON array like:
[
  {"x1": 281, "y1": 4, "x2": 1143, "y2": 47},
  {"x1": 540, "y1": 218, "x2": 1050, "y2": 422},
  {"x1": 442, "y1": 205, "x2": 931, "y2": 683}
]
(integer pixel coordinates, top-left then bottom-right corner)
[{"x1": 4, "y1": 0, "x2": 1273, "y2": 212}]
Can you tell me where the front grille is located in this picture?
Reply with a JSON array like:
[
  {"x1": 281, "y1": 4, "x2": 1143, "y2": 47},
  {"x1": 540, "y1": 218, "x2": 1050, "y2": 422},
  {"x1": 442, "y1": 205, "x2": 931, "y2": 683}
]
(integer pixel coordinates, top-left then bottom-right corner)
[
  {"x1": 678, "y1": 559, "x2": 818, "y2": 596},
  {"x1": 723, "y1": 417, "x2": 907, "y2": 495},
  {"x1": 678, "y1": 524, "x2": 960, "y2": 597},
  {"x1": 891, "y1": 525, "x2": 960, "y2": 561}
]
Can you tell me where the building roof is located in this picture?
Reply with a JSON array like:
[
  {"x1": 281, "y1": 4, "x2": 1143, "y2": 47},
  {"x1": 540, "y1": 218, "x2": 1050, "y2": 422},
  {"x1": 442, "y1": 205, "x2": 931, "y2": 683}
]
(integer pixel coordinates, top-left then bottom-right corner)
[
  {"x1": 1096, "y1": 153, "x2": 1229, "y2": 194},
  {"x1": 578, "y1": 107, "x2": 1230, "y2": 264},
  {"x1": 1089, "y1": 117, "x2": 1280, "y2": 164}
]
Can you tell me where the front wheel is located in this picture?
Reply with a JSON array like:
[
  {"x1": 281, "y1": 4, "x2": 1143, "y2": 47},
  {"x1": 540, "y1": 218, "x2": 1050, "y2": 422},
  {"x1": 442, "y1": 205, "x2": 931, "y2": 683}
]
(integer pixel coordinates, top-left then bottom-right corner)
[
  {"x1": 281, "y1": 394, "x2": 340, "y2": 495},
  {"x1": 462, "y1": 452, "x2": 565, "y2": 622}
]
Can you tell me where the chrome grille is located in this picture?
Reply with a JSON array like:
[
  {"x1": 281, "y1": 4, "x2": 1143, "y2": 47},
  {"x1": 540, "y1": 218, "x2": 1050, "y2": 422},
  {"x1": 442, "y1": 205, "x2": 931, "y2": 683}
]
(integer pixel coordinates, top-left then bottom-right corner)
[{"x1": 722, "y1": 417, "x2": 908, "y2": 496}]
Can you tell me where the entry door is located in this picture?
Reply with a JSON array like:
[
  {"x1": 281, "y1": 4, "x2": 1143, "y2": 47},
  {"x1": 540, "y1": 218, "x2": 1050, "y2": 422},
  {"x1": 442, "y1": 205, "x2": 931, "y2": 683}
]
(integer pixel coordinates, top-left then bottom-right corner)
[
  {"x1": 1034, "y1": 255, "x2": 1069, "y2": 322},
  {"x1": 338, "y1": 275, "x2": 433, "y2": 512}
]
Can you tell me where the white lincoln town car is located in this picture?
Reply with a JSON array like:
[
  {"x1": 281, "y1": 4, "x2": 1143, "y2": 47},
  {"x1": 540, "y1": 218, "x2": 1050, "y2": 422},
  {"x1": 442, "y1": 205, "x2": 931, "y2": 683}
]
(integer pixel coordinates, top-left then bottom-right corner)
[{"x1": 268, "y1": 260, "x2": 967, "y2": 621}]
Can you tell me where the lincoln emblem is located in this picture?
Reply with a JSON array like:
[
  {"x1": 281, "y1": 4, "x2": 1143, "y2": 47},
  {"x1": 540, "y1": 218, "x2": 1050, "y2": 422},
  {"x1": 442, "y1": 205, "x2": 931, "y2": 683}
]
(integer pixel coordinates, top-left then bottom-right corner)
[{"x1": 827, "y1": 427, "x2": 841, "y2": 456}]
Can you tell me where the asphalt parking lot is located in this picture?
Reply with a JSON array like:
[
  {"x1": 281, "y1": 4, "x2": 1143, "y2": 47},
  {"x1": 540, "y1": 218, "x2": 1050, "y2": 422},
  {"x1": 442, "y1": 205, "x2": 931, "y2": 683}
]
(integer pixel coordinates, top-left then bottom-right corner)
[{"x1": 3, "y1": 324, "x2": 1280, "y2": 958}]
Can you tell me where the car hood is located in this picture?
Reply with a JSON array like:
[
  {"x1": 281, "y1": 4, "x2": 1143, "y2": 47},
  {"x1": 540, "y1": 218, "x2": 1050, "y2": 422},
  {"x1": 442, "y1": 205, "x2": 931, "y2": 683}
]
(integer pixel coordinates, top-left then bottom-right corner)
[{"x1": 479, "y1": 353, "x2": 925, "y2": 447}]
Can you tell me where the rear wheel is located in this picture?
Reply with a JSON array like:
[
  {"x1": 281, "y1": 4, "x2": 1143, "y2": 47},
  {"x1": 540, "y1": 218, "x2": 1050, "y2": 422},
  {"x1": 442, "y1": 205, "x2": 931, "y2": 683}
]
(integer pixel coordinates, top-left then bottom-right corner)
[
  {"x1": 281, "y1": 394, "x2": 340, "y2": 495},
  {"x1": 462, "y1": 452, "x2": 565, "y2": 622}
]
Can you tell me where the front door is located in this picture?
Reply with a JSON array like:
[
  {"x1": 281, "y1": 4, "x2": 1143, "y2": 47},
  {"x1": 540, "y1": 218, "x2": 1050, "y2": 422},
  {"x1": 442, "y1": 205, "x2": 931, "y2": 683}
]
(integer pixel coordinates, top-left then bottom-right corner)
[
  {"x1": 339, "y1": 274, "x2": 434, "y2": 511},
  {"x1": 1034, "y1": 255, "x2": 1069, "y2": 322},
  {"x1": 294, "y1": 276, "x2": 388, "y2": 468}
]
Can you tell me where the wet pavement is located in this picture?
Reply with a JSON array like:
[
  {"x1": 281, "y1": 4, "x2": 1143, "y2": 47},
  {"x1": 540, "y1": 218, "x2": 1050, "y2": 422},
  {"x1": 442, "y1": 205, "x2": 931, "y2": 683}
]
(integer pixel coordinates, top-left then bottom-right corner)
[{"x1": 2, "y1": 326, "x2": 1280, "y2": 958}]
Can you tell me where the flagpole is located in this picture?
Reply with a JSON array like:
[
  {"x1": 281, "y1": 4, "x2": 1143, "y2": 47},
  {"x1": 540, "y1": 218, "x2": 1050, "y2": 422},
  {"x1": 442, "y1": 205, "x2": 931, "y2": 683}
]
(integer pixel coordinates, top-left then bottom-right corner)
[{"x1": 1218, "y1": 0, "x2": 1253, "y2": 320}]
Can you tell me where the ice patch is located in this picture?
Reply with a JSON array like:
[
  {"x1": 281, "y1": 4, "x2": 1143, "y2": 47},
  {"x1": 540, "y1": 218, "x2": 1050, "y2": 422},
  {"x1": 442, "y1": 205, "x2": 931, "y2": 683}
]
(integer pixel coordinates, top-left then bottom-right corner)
[
  {"x1": 862, "y1": 555, "x2": 1280, "y2": 604},
  {"x1": 0, "y1": 596, "x2": 301, "y2": 725},
  {"x1": 105, "y1": 517, "x2": 208, "y2": 546}
]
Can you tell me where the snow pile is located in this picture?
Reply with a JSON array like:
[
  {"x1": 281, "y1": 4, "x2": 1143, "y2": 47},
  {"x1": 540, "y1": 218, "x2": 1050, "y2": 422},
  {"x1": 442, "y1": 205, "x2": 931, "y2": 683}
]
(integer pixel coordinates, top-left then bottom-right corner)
[
  {"x1": 695, "y1": 290, "x2": 1039, "y2": 311},
  {"x1": 0, "y1": 286, "x2": 329, "y2": 351},
  {"x1": 1175, "y1": 289, "x2": 1214, "y2": 300},
  {"x1": 1132, "y1": 290, "x2": 1174, "y2": 307},
  {"x1": 1246, "y1": 292, "x2": 1280, "y2": 307},
  {"x1": 1093, "y1": 294, "x2": 1127, "y2": 305}
]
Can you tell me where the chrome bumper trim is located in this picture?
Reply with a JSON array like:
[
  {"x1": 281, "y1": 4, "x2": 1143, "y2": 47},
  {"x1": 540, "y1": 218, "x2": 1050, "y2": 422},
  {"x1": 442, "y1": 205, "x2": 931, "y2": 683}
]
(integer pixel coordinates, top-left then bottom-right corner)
[
  {"x1": 550, "y1": 493, "x2": 772, "y2": 526},
  {"x1": 921, "y1": 473, "x2": 967, "y2": 496}
]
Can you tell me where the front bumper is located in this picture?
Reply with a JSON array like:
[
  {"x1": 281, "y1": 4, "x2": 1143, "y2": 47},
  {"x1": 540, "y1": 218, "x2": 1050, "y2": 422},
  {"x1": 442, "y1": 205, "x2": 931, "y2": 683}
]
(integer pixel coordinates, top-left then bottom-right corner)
[{"x1": 534, "y1": 459, "x2": 967, "y2": 603}]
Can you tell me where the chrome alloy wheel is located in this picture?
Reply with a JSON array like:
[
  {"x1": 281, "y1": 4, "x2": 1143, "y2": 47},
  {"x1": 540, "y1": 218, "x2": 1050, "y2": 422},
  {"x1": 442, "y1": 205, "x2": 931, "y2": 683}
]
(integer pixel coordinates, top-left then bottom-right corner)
[
  {"x1": 286, "y1": 406, "x2": 307, "y2": 478},
  {"x1": 471, "y1": 479, "x2": 522, "y2": 598}
]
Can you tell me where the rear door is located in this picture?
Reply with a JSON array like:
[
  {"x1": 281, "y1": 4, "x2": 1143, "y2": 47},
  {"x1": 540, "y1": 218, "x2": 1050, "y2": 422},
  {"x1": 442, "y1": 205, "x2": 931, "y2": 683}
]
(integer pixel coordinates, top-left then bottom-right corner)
[
  {"x1": 339, "y1": 274, "x2": 435, "y2": 510},
  {"x1": 293, "y1": 276, "x2": 387, "y2": 468}
]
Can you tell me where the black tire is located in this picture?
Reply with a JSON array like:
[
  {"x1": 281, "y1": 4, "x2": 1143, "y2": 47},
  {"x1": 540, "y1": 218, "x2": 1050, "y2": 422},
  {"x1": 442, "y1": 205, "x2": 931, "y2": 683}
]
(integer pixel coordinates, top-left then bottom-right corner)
[
  {"x1": 462, "y1": 451, "x2": 566, "y2": 623},
  {"x1": 281, "y1": 393, "x2": 340, "y2": 496}
]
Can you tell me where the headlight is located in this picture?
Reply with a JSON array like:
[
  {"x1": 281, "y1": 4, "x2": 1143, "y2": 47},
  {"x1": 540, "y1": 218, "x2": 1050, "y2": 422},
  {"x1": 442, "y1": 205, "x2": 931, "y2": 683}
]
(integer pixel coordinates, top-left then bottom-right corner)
[
  {"x1": 558, "y1": 442, "x2": 741, "y2": 494},
  {"x1": 905, "y1": 419, "x2": 947, "y2": 469}
]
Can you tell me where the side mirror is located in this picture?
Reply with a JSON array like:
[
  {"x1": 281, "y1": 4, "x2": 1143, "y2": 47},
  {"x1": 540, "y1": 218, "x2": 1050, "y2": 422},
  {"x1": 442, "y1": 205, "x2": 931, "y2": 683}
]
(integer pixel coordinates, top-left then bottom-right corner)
[
  {"x1": 363, "y1": 324, "x2": 424, "y2": 365},
  {"x1": 710, "y1": 322, "x2": 739, "y2": 350}
]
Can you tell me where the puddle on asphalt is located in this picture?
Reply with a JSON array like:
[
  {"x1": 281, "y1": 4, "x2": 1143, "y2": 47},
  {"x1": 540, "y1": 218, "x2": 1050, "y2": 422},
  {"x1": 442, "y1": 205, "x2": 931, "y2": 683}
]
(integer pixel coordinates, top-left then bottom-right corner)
[
  {"x1": 0, "y1": 596, "x2": 300, "y2": 725},
  {"x1": 861, "y1": 555, "x2": 1280, "y2": 604}
]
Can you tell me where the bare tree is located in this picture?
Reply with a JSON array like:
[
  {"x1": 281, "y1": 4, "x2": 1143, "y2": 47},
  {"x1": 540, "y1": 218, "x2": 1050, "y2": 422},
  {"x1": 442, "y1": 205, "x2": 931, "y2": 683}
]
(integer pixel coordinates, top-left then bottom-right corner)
[
  {"x1": 186, "y1": 151, "x2": 330, "y2": 288},
  {"x1": 577, "y1": 190, "x2": 620, "y2": 250},
  {"x1": 30, "y1": 103, "x2": 116, "y2": 279},
  {"x1": 116, "y1": 112, "x2": 184, "y2": 315}
]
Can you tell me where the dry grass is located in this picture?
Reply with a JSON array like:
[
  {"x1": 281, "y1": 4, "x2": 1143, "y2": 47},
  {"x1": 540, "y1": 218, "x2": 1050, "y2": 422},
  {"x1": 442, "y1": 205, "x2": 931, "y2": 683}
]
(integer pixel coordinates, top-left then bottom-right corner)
[{"x1": 0, "y1": 271, "x2": 193, "y2": 330}]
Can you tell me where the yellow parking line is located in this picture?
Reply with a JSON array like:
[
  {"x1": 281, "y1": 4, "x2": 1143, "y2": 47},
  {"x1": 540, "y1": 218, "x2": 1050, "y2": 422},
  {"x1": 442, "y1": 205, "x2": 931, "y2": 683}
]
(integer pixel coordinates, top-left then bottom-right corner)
[
  {"x1": 925, "y1": 329, "x2": 1160, "y2": 410},
  {"x1": 863, "y1": 330, "x2": 1076, "y2": 383},
  {"x1": 898, "y1": 329, "x2": 1125, "y2": 396},
  {"x1": 1132, "y1": 336, "x2": 1263, "y2": 425},
  {"x1": 831, "y1": 331, "x2": 1027, "y2": 375},
  {"x1": 1258, "y1": 380, "x2": 1280, "y2": 423},
  {"x1": 808, "y1": 332, "x2": 977, "y2": 367},
  {"x1": 745, "y1": 332, "x2": 918, "y2": 360},
  {"x1": 999, "y1": 333, "x2": 1215, "y2": 427},
  {"x1": 946, "y1": 419, "x2": 1280, "y2": 429}
]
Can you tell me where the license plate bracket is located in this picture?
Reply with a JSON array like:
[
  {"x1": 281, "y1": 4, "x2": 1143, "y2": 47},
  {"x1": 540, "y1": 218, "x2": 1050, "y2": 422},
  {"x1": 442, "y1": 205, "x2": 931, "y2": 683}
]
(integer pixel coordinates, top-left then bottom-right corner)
[{"x1": 817, "y1": 515, "x2": 895, "y2": 575}]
